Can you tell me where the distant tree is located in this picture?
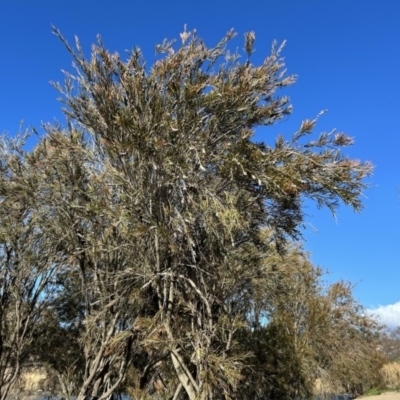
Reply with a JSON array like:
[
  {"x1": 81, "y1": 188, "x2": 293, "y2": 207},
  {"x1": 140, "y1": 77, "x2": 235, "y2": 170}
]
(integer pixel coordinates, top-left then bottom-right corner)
[
  {"x1": 0, "y1": 26, "x2": 375, "y2": 399},
  {"x1": 33, "y1": 271, "x2": 85, "y2": 399},
  {"x1": 379, "y1": 326, "x2": 400, "y2": 362},
  {"x1": 230, "y1": 240, "x2": 384, "y2": 399}
]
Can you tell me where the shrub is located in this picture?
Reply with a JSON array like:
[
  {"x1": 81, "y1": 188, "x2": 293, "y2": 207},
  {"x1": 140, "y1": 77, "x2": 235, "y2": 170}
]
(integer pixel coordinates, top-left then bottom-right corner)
[{"x1": 380, "y1": 362, "x2": 400, "y2": 391}]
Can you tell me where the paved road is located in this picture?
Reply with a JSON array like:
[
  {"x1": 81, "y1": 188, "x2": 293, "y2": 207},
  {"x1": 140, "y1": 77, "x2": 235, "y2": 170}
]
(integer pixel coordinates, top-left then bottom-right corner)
[{"x1": 359, "y1": 392, "x2": 400, "y2": 400}]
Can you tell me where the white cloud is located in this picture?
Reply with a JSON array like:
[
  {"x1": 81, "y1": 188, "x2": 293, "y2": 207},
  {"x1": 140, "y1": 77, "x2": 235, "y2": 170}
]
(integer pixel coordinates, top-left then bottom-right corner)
[{"x1": 367, "y1": 301, "x2": 400, "y2": 328}]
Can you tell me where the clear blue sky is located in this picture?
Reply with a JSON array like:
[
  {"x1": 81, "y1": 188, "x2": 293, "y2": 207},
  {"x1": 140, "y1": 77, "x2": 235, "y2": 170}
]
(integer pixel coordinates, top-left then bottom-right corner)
[{"x1": 1, "y1": 0, "x2": 399, "y2": 324}]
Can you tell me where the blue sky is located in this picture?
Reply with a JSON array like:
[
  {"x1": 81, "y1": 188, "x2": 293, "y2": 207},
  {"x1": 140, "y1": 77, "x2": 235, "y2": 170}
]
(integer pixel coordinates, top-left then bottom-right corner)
[{"x1": 1, "y1": 0, "x2": 399, "y2": 325}]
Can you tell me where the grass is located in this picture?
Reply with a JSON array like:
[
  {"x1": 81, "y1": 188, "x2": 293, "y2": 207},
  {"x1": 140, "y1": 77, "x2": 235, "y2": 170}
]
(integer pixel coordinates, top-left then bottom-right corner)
[
  {"x1": 381, "y1": 362, "x2": 400, "y2": 391},
  {"x1": 19, "y1": 369, "x2": 47, "y2": 391},
  {"x1": 364, "y1": 360, "x2": 400, "y2": 395},
  {"x1": 364, "y1": 388, "x2": 392, "y2": 396}
]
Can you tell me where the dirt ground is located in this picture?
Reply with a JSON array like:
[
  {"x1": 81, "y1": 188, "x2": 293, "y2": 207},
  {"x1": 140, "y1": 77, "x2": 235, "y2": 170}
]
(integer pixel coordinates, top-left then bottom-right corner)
[{"x1": 359, "y1": 392, "x2": 400, "y2": 400}]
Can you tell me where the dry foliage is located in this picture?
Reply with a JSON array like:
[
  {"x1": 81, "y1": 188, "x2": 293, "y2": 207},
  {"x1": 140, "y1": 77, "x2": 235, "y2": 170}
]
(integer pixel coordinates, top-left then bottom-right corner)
[
  {"x1": 237, "y1": 242, "x2": 384, "y2": 399},
  {"x1": 0, "y1": 27, "x2": 377, "y2": 400},
  {"x1": 381, "y1": 362, "x2": 400, "y2": 391},
  {"x1": 19, "y1": 369, "x2": 47, "y2": 392}
]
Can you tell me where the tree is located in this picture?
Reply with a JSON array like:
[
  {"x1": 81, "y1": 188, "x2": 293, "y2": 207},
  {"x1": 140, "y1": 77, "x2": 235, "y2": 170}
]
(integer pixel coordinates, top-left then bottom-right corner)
[
  {"x1": 29, "y1": 128, "x2": 137, "y2": 400},
  {"x1": 0, "y1": 27, "x2": 374, "y2": 399},
  {"x1": 0, "y1": 133, "x2": 58, "y2": 400},
  {"x1": 379, "y1": 326, "x2": 400, "y2": 362},
  {"x1": 33, "y1": 271, "x2": 86, "y2": 399},
  {"x1": 256, "y1": 243, "x2": 384, "y2": 398}
]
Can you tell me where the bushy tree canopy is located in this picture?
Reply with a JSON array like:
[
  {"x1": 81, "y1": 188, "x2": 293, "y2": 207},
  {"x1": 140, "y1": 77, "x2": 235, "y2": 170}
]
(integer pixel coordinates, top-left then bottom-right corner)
[{"x1": 0, "y1": 28, "x2": 379, "y2": 400}]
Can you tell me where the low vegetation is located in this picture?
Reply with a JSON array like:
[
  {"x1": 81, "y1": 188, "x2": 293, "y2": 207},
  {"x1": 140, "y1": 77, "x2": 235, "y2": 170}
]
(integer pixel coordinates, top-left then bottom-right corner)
[{"x1": 380, "y1": 362, "x2": 400, "y2": 392}]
